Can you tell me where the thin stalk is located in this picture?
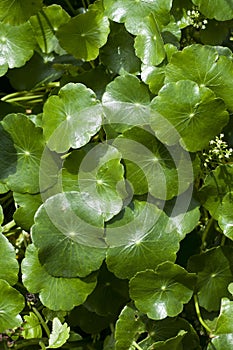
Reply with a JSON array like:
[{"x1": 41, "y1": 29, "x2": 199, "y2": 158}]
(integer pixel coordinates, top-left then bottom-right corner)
[
  {"x1": 221, "y1": 234, "x2": 226, "y2": 246},
  {"x1": 13, "y1": 338, "x2": 48, "y2": 349},
  {"x1": 32, "y1": 307, "x2": 50, "y2": 338},
  {"x1": 132, "y1": 341, "x2": 143, "y2": 350},
  {"x1": 201, "y1": 217, "x2": 214, "y2": 250},
  {"x1": 4, "y1": 95, "x2": 44, "y2": 103},
  {"x1": 64, "y1": 0, "x2": 76, "y2": 14},
  {"x1": 2, "y1": 220, "x2": 16, "y2": 233},
  {"x1": 194, "y1": 294, "x2": 212, "y2": 334}
]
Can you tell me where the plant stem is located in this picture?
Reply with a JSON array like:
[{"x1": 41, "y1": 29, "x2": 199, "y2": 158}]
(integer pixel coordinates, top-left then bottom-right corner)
[
  {"x1": 32, "y1": 307, "x2": 50, "y2": 338},
  {"x1": 64, "y1": 0, "x2": 76, "y2": 14},
  {"x1": 201, "y1": 217, "x2": 214, "y2": 250},
  {"x1": 13, "y1": 338, "x2": 48, "y2": 349},
  {"x1": 194, "y1": 294, "x2": 212, "y2": 334},
  {"x1": 132, "y1": 341, "x2": 143, "y2": 350},
  {"x1": 2, "y1": 220, "x2": 16, "y2": 233}
]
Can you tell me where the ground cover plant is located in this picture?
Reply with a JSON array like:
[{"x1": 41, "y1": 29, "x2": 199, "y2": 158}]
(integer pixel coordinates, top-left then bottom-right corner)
[{"x1": 1, "y1": 0, "x2": 233, "y2": 349}]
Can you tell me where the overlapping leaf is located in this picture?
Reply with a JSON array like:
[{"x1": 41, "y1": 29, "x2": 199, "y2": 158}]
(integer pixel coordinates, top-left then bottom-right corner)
[
  {"x1": 22, "y1": 244, "x2": 97, "y2": 311},
  {"x1": 1, "y1": 114, "x2": 57, "y2": 193},
  {"x1": 42, "y1": 83, "x2": 102, "y2": 153},
  {"x1": 103, "y1": 0, "x2": 172, "y2": 35},
  {"x1": 130, "y1": 262, "x2": 195, "y2": 320},
  {"x1": 31, "y1": 191, "x2": 106, "y2": 278},
  {"x1": 0, "y1": 22, "x2": 35, "y2": 76},
  {"x1": 218, "y1": 192, "x2": 233, "y2": 240},
  {"x1": 0, "y1": 279, "x2": 24, "y2": 332},
  {"x1": 134, "y1": 13, "x2": 165, "y2": 66},
  {"x1": 30, "y1": 5, "x2": 70, "y2": 54},
  {"x1": 166, "y1": 44, "x2": 233, "y2": 111},
  {"x1": 192, "y1": 0, "x2": 233, "y2": 21},
  {"x1": 0, "y1": 0, "x2": 43, "y2": 25},
  {"x1": 22, "y1": 312, "x2": 42, "y2": 339},
  {"x1": 106, "y1": 201, "x2": 181, "y2": 279},
  {"x1": 57, "y1": 7, "x2": 109, "y2": 61},
  {"x1": 188, "y1": 247, "x2": 233, "y2": 311},
  {"x1": 113, "y1": 127, "x2": 193, "y2": 199},
  {"x1": 102, "y1": 74, "x2": 151, "y2": 132},
  {"x1": 0, "y1": 233, "x2": 19, "y2": 285},
  {"x1": 150, "y1": 80, "x2": 229, "y2": 151}
]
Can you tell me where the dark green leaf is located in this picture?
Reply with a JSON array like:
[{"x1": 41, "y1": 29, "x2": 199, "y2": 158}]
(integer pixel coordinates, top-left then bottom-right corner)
[
  {"x1": 106, "y1": 201, "x2": 181, "y2": 279},
  {"x1": 192, "y1": 0, "x2": 233, "y2": 21},
  {"x1": 31, "y1": 192, "x2": 106, "y2": 278},
  {"x1": 0, "y1": 0, "x2": 43, "y2": 25},
  {"x1": 150, "y1": 80, "x2": 228, "y2": 151},
  {"x1": 42, "y1": 83, "x2": 102, "y2": 153},
  {"x1": 130, "y1": 262, "x2": 195, "y2": 320},
  {"x1": 22, "y1": 244, "x2": 97, "y2": 311}
]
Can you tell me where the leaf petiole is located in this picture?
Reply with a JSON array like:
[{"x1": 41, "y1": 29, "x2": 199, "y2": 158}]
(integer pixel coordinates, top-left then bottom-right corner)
[
  {"x1": 194, "y1": 294, "x2": 212, "y2": 334},
  {"x1": 132, "y1": 341, "x2": 143, "y2": 350},
  {"x1": 32, "y1": 307, "x2": 50, "y2": 338}
]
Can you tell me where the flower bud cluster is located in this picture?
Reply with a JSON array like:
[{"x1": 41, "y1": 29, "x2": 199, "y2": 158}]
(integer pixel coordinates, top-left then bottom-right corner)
[
  {"x1": 187, "y1": 8, "x2": 208, "y2": 30},
  {"x1": 203, "y1": 133, "x2": 233, "y2": 168}
]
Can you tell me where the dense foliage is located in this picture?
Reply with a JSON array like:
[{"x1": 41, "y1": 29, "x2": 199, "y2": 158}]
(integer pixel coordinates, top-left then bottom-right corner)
[{"x1": 1, "y1": 0, "x2": 233, "y2": 349}]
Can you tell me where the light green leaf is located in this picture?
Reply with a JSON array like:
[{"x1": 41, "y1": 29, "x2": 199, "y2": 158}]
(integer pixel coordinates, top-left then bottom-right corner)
[
  {"x1": 134, "y1": 13, "x2": 165, "y2": 66},
  {"x1": 42, "y1": 83, "x2": 102, "y2": 153},
  {"x1": 141, "y1": 65, "x2": 165, "y2": 95},
  {"x1": 77, "y1": 143, "x2": 127, "y2": 220},
  {"x1": 22, "y1": 312, "x2": 42, "y2": 339},
  {"x1": 102, "y1": 74, "x2": 151, "y2": 133},
  {"x1": 0, "y1": 205, "x2": 3, "y2": 226},
  {"x1": 113, "y1": 127, "x2": 193, "y2": 200},
  {"x1": 100, "y1": 22, "x2": 140, "y2": 74},
  {"x1": 214, "y1": 298, "x2": 233, "y2": 335},
  {"x1": 188, "y1": 247, "x2": 233, "y2": 311},
  {"x1": 30, "y1": 5, "x2": 70, "y2": 55},
  {"x1": 192, "y1": 0, "x2": 233, "y2": 21},
  {"x1": 1, "y1": 114, "x2": 57, "y2": 193},
  {"x1": 31, "y1": 192, "x2": 106, "y2": 278},
  {"x1": 218, "y1": 192, "x2": 233, "y2": 240},
  {"x1": 166, "y1": 44, "x2": 233, "y2": 112},
  {"x1": 207, "y1": 334, "x2": 233, "y2": 350},
  {"x1": 0, "y1": 233, "x2": 19, "y2": 285},
  {"x1": 150, "y1": 331, "x2": 186, "y2": 350},
  {"x1": 103, "y1": 0, "x2": 172, "y2": 35},
  {"x1": 0, "y1": 0, "x2": 43, "y2": 25},
  {"x1": 0, "y1": 279, "x2": 24, "y2": 333},
  {"x1": 106, "y1": 201, "x2": 181, "y2": 279},
  {"x1": 22, "y1": 244, "x2": 97, "y2": 311},
  {"x1": 130, "y1": 262, "x2": 195, "y2": 320},
  {"x1": 150, "y1": 80, "x2": 228, "y2": 151},
  {"x1": 199, "y1": 165, "x2": 233, "y2": 220},
  {"x1": 48, "y1": 317, "x2": 70, "y2": 349},
  {"x1": 57, "y1": 8, "x2": 109, "y2": 61},
  {"x1": 0, "y1": 22, "x2": 35, "y2": 76}
]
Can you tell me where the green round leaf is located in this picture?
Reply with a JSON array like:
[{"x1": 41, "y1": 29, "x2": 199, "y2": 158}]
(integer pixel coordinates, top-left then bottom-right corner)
[
  {"x1": 114, "y1": 127, "x2": 193, "y2": 200},
  {"x1": 134, "y1": 13, "x2": 165, "y2": 66},
  {"x1": 1, "y1": 114, "x2": 56, "y2": 193},
  {"x1": 130, "y1": 262, "x2": 195, "y2": 320},
  {"x1": 0, "y1": 233, "x2": 19, "y2": 285},
  {"x1": 22, "y1": 312, "x2": 42, "y2": 339},
  {"x1": 100, "y1": 22, "x2": 140, "y2": 74},
  {"x1": 141, "y1": 65, "x2": 165, "y2": 95},
  {"x1": 30, "y1": 5, "x2": 70, "y2": 55},
  {"x1": 166, "y1": 44, "x2": 233, "y2": 112},
  {"x1": 0, "y1": 279, "x2": 24, "y2": 332},
  {"x1": 0, "y1": 205, "x2": 3, "y2": 226},
  {"x1": 63, "y1": 143, "x2": 127, "y2": 221},
  {"x1": 150, "y1": 80, "x2": 229, "y2": 151},
  {"x1": 102, "y1": 74, "x2": 151, "y2": 133},
  {"x1": 22, "y1": 244, "x2": 97, "y2": 311},
  {"x1": 0, "y1": 22, "x2": 35, "y2": 76},
  {"x1": 57, "y1": 8, "x2": 109, "y2": 61},
  {"x1": 214, "y1": 298, "x2": 233, "y2": 335},
  {"x1": 106, "y1": 201, "x2": 181, "y2": 279},
  {"x1": 103, "y1": 0, "x2": 172, "y2": 35},
  {"x1": 199, "y1": 165, "x2": 233, "y2": 220},
  {"x1": 42, "y1": 83, "x2": 102, "y2": 153},
  {"x1": 207, "y1": 334, "x2": 233, "y2": 350},
  {"x1": 31, "y1": 191, "x2": 106, "y2": 278},
  {"x1": 188, "y1": 247, "x2": 233, "y2": 311},
  {"x1": 192, "y1": 0, "x2": 233, "y2": 21},
  {"x1": 0, "y1": 0, "x2": 43, "y2": 25}
]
